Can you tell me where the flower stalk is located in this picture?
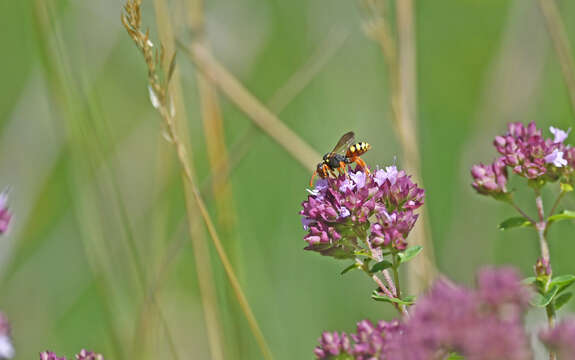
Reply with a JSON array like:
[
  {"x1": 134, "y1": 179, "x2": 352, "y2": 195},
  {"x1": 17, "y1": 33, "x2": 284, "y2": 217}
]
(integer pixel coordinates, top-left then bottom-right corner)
[{"x1": 535, "y1": 193, "x2": 556, "y2": 360}]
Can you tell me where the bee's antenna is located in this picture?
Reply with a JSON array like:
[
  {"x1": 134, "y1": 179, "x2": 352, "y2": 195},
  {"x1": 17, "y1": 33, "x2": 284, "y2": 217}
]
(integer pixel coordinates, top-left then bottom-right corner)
[{"x1": 310, "y1": 171, "x2": 318, "y2": 187}]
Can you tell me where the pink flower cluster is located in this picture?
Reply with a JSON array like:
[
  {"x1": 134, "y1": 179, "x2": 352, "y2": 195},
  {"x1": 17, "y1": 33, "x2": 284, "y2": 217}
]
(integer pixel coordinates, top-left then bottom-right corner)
[
  {"x1": 472, "y1": 122, "x2": 574, "y2": 197},
  {"x1": 301, "y1": 166, "x2": 424, "y2": 257},
  {"x1": 39, "y1": 350, "x2": 103, "y2": 360},
  {"x1": 314, "y1": 268, "x2": 533, "y2": 359},
  {"x1": 314, "y1": 319, "x2": 403, "y2": 359},
  {"x1": 539, "y1": 318, "x2": 575, "y2": 359}
]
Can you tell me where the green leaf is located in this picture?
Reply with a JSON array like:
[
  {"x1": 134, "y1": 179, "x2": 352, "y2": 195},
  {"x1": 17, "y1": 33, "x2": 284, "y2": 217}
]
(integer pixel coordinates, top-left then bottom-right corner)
[
  {"x1": 398, "y1": 246, "x2": 423, "y2": 264},
  {"x1": 554, "y1": 292, "x2": 573, "y2": 311},
  {"x1": 371, "y1": 292, "x2": 416, "y2": 305},
  {"x1": 446, "y1": 353, "x2": 465, "y2": 360},
  {"x1": 370, "y1": 260, "x2": 393, "y2": 273},
  {"x1": 548, "y1": 210, "x2": 575, "y2": 225},
  {"x1": 533, "y1": 286, "x2": 559, "y2": 307},
  {"x1": 353, "y1": 250, "x2": 372, "y2": 258},
  {"x1": 523, "y1": 276, "x2": 547, "y2": 293},
  {"x1": 400, "y1": 295, "x2": 416, "y2": 304},
  {"x1": 306, "y1": 243, "x2": 356, "y2": 259},
  {"x1": 341, "y1": 263, "x2": 360, "y2": 275},
  {"x1": 497, "y1": 217, "x2": 532, "y2": 230},
  {"x1": 333, "y1": 354, "x2": 354, "y2": 360},
  {"x1": 550, "y1": 274, "x2": 575, "y2": 293}
]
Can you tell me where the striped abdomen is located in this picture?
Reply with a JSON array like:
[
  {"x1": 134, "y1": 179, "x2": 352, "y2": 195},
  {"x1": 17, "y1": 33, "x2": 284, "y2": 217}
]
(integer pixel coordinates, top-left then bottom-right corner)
[{"x1": 346, "y1": 142, "x2": 371, "y2": 158}]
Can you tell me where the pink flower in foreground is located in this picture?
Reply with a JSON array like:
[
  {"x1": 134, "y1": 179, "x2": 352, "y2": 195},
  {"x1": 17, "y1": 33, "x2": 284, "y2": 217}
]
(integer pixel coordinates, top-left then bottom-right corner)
[
  {"x1": 539, "y1": 318, "x2": 575, "y2": 359},
  {"x1": 314, "y1": 267, "x2": 532, "y2": 359}
]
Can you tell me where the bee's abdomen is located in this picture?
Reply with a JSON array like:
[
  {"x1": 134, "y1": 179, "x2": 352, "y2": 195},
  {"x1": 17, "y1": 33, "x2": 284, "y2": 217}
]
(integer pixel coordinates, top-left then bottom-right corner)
[{"x1": 346, "y1": 142, "x2": 371, "y2": 157}]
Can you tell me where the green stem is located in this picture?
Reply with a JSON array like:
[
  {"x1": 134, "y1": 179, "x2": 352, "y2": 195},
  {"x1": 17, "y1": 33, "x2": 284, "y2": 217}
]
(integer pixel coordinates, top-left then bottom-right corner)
[
  {"x1": 534, "y1": 192, "x2": 556, "y2": 360},
  {"x1": 357, "y1": 258, "x2": 403, "y2": 315},
  {"x1": 392, "y1": 253, "x2": 408, "y2": 316},
  {"x1": 392, "y1": 254, "x2": 401, "y2": 299}
]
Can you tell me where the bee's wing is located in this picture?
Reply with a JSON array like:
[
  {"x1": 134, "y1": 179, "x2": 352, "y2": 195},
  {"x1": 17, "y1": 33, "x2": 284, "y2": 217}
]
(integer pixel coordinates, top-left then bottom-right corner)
[{"x1": 330, "y1": 131, "x2": 355, "y2": 155}]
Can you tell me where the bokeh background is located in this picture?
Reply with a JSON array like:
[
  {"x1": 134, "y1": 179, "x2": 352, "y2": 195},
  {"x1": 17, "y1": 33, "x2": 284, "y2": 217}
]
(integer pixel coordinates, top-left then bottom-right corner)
[{"x1": 2, "y1": 0, "x2": 575, "y2": 358}]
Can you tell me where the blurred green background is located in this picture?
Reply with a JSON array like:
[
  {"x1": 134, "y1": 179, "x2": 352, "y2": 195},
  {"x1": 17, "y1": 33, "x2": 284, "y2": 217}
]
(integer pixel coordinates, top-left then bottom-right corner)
[{"x1": 2, "y1": 0, "x2": 575, "y2": 358}]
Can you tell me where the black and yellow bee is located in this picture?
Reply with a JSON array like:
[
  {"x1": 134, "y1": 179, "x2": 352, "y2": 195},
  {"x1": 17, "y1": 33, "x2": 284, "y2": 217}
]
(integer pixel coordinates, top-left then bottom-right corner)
[{"x1": 310, "y1": 131, "x2": 371, "y2": 186}]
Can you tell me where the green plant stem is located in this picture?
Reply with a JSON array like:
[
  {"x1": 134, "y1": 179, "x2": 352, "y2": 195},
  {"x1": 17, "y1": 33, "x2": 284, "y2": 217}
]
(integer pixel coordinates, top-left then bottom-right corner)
[
  {"x1": 382, "y1": 269, "x2": 397, "y2": 296},
  {"x1": 392, "y1": 254, "x2": 401, "y2": 299},
  {"x1": 392, "y1": 253, "x2": 408, "y2": 316},
  {"x1": 355, "y1": 258, "x2": 393, "y2": 297},
  {"x1": 356, "y1": 256, "x2": 403, "y2": 315},
  {"x1": 535, "y1": 193, "x2": 556, "y2": 360}
]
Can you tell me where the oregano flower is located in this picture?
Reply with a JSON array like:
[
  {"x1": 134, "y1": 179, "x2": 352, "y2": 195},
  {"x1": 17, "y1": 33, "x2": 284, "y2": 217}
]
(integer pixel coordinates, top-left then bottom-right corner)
[
  {"x1": 313, "y1": 268, "x2": 532, "y2": 359},
  {"x1": 472, "y1": 122, "x2": 575, "y2": 197},
  {"x1": 300, "y1": 166, "x2": 424, "y2": 258},
  {"x1": 539, "y1": 318, "x2": 575, "y2": 359}
]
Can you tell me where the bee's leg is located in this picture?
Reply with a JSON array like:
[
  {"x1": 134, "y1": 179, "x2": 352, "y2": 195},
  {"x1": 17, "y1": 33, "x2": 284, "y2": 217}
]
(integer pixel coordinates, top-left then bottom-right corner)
[
  {"x1": 338, "y1": 161, "x2": 348, "y2": 176},
  {"x1": 322, "y1": 164, "x2": 334, "y2": 178},
  {"x1": 353, "y1": 157, "x2": 370, "y2": 173}
]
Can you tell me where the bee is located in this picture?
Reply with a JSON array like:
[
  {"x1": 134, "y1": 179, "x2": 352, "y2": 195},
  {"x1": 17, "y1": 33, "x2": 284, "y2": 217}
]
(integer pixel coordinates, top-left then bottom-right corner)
[{"x1": 310, "y1": 131, "x2": 371, "y2": 186}]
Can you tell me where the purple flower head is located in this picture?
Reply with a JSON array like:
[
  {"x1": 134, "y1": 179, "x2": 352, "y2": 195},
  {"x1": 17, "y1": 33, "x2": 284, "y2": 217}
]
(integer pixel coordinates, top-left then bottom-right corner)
[
  {"x1": 375, "y1": 166, "x2": 398, "y2": 186},
  {"x1": 490, "y1": 122, "x2": 575, "y2": 178},
  {"x1": 301, "y1": 165, "x2": 424, "y2": 257},
  {"x1": 40, "y1": 353, "x2": 65, "y2": 360},
  {"x1": 301, "y1": 217, "x2": 314, "y2": 231},
  {"x1": 377, "y1": 170, "x2": 425, "y2": 212},
  {"x1": 492, "y1": 122, "x2": 550, "y2": 178},
  {"x1": 314, "y1": 331, "x2": 351, "y2": 358},
  {"x1": 339, "y1": 178, "x2": 356, "y2": 193},
  {"x1": 471, "y1": 158, "x2": 508, "y2": 196},
  {"x1": 339, "y1": 207, "x2": 351, "y2": 219},
  {"x1": 473, "y1": 122, "x2": 575, "y2": 195},
  {"x1": 314, "y1": 320, "x2": 403, "y2": 359},
  {"x1": 0, "y1": 190, "x2": 11, "y2": 235},
  {"x1": 75, "y1": 350, "x2": 103, "y2": 360},
  {"x1": 539, "y1": 318, "x2": 575, "y2": 359},
  {"x1": 314, "y1": 267, "x2": 531, "y2": 359},
  {"x1": 386, "y1": 267, "x2": 532, "y2": 360},
  {"x1": 369, "y1": 210, "x2": 418, "y2": 250},
  {"x1": 550, "y1": 126, "x2": 570, "y2": 143},
  {"x1": 476, "y1": 267, "x2": 530, "y2": 312},
  {"x1": 349, "y1": 171, "x2": 367, "y2": 189},
  {"x1": 39, "y1": 350, "x2": 103, "y2": 360},
  {"x1": 565, "y1": 146, "x2": 575, "y2": 164},
  {"x1": 544, "y1": 148, "x2": 567, "y2": 167}
]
